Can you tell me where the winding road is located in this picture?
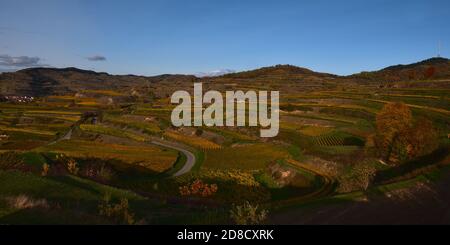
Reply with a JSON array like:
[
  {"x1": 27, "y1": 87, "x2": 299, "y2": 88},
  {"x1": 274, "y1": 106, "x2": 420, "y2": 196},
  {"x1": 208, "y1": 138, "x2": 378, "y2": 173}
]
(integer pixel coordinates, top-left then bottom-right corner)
[
  {"x1": 48, "y1": 117, "x2": 197, "y2": 177},
  {"x1": 149, "y1": 140, "x2": 196, "y2": 177},
  {"x1": 87, "y1": 121, "x2": 197, "y2": 177}
]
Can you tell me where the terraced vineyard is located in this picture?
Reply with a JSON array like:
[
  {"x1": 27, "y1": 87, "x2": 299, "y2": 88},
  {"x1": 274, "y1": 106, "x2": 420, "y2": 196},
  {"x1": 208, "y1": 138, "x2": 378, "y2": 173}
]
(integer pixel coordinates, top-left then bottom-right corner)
[
  {"x1": 203, "y1": 143, "x2": 290, "y2": 170},
  {"x1": 298, "y1": 125, "x2": 333, "y2": 136},
  {"x1": 36, "y1": 139, "x2": 178, "y2": 173},
  {"x1": 80, "y1": 124, "x2": 149, "y2": 142},
  {"x1": 315, "y1": 135, "x2": 345, "y2": 146},
  {"x1": 102, "y1": 114, "x2": 162, "y2": 134},
  {"x1": 1, "y1": 59, "x2": 449, "y2": 225},
  {"x1": 313, "y1": 132, "x2": 364, "y2": 147},
  {"x1": 164, "y1": 131, "x2": 221, "y2": 150}
]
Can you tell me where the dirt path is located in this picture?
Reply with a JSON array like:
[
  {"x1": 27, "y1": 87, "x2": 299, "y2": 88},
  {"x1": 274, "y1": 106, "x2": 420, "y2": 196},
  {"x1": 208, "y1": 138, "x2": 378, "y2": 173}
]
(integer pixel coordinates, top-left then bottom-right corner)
[
  {"x1": 47, "y1": 127, "x2": 73, "y2": 146},
  {"x1": 47, "y1": 115, "x2": 87, "y2": 146}
]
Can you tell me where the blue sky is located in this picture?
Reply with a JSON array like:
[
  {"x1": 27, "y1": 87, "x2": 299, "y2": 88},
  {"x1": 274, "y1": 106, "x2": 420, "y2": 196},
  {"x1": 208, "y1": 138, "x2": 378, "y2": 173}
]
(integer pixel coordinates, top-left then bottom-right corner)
[{"x1": 0, "y1": 0, "x2": 449, "y2": 75}]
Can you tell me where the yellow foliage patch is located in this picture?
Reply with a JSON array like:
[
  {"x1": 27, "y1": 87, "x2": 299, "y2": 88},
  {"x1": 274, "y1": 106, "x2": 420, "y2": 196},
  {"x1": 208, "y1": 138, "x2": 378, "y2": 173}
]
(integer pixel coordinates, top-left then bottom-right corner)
[
  {"x1": 0, "y1": 126, "x2": 56, "y2": 136},
  {"x1": 37, "y1": 140, "x2": 177, "y2": 172},
  {"x1": 164, "y1": 131, "x2": 221, "y2": 150},
  {"x1": 298, "y1": 125, "x2": 333, "y2": 136},
  {"x1": 204, "y1": 143, "x2": 289, "y2": 170}
]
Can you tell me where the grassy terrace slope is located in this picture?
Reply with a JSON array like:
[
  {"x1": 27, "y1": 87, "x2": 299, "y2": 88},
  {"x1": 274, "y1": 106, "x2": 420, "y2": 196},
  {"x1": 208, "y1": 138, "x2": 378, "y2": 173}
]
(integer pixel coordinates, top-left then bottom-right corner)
[
  {"x1": 0, "y1": 57, "x2": 449, "y2": 224},
  {"x1": 36, "y1": 139, "x2": 178, "y2": 173}
]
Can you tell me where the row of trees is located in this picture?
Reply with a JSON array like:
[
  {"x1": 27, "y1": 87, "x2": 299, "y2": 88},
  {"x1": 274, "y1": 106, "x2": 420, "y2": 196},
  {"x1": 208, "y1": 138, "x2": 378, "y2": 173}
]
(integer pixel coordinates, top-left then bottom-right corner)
[{"x1": 374, "y1": 102, "x2": 439, "y2": 164}]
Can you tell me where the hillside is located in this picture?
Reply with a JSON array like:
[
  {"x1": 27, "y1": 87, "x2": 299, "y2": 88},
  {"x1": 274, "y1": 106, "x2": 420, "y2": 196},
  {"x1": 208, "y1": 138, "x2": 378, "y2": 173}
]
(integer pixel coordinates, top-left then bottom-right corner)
[
  {"x1": 348, "y1": 57, "x2": 450, "y2": 82},
  {"x1": 204, "y1": 58, "x2": 450, "y2": 93},
  {"x1": 221, "y1": 64, "x2": 336, "y2": 79},
  {"x1": 1, "y1": 58, "x2": 449, "y2": 97},
  {"x1": 198, "y1": 64, "x2": 341, "y2": 93},
  {"x1": 0, "y1": 59, "x2": 449, "y2": 225},
  {"x1": 0, "y1": 67, "x2": 196, "y2": 97}
]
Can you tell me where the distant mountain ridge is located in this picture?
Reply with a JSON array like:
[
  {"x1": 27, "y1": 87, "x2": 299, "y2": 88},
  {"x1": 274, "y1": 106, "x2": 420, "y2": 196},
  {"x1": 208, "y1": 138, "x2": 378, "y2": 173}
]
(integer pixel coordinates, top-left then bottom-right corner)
[
  {"x1": 0, "y1": 66, "x2": 195, "y2": 97},
  {"x1": 382, "y1": 57, "x2": 449, "y2": 71},
  {"x1": 0, "y1": 57, "x2": 449, "y2": 96},
  {"x1": 348, "y1": 57, "x2": 450, "y2": 82}
]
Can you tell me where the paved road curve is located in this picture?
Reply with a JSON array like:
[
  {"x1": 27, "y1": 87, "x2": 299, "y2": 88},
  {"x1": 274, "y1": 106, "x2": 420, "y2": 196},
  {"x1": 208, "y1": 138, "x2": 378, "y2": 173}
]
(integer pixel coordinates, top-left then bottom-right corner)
[
  {"x1": 102, "y1": 122, "x2": 197, "y2": 177},
  {"x1": 48, "y1": 119, "x2": 197, "y2": 177},
  {"x1": 150, "y1": 140, "x2": 196, "y2": 177}
]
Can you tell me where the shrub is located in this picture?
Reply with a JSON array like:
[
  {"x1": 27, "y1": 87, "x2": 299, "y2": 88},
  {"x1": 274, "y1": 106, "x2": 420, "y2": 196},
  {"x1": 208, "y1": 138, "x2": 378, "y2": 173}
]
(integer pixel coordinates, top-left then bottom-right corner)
[
  {"x1": 195, "y1": 128, "x2": 203, "y2": 136},
  {"x1": 337, "y1": 162, "x2": 377, "y2": 193},
  {"x1": 6, "y1": 195, "x2": 49, "y2": 210},
  {"x1": 96, "y1": 164, "x2": 114, "y2": 182},
  {"x1": 168, "y1": 169, "x2": 270, "y2": 204},
  {"x1": 230, "y1": 201, "x2": 268, "y2": 225},
  {"x1": 98, "y1": 193, "x2": 135, "y2": 225},
  {"x1": 66, "y1": 158, "x2": 79, "y2": 175},
  {"x1": 84, "y1": 166, "x2": 96, "y2": 178},
  {"x1": 179, "y1": 179, "x2": 218, "y2": 197},
  {"x1": 82, "y1": 163, "x2": 115, "y2": 183},
  {"x1": 53, "y1": 154, "x2": 79, "y2": 175},
  {"x1": 41, "y1": 163, "x2": 50, "y2": 176}
]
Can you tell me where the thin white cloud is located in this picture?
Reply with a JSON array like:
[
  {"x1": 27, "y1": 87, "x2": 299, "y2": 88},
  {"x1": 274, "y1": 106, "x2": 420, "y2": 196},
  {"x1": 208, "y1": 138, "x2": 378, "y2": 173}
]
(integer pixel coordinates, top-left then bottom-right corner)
[{"x1": 195, "y1": 69, "x2": 235, "y2": 77}]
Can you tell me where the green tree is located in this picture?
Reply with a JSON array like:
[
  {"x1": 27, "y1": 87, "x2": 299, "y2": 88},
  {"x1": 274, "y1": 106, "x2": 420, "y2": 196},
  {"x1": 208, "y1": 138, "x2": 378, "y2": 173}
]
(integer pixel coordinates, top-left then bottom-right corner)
[{"x1": 337, "y1": 162, "x2": 377, "y2": 193}]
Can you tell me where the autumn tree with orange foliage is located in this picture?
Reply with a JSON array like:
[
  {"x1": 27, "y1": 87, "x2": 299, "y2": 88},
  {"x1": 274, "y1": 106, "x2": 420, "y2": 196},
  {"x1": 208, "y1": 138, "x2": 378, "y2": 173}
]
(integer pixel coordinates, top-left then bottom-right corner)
[
  {"x1": 375, "y1": 103, "x2": 439, "y2": 164},
  {"x1": 375, "y1": 102, "x2": 412, "y2": 163},
  {"x1": 405, "y1": 118, "x2": 439, "y2": 158},
  {"x1": 424, "y1": 66, "x2": 436, "y2": 79}
]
